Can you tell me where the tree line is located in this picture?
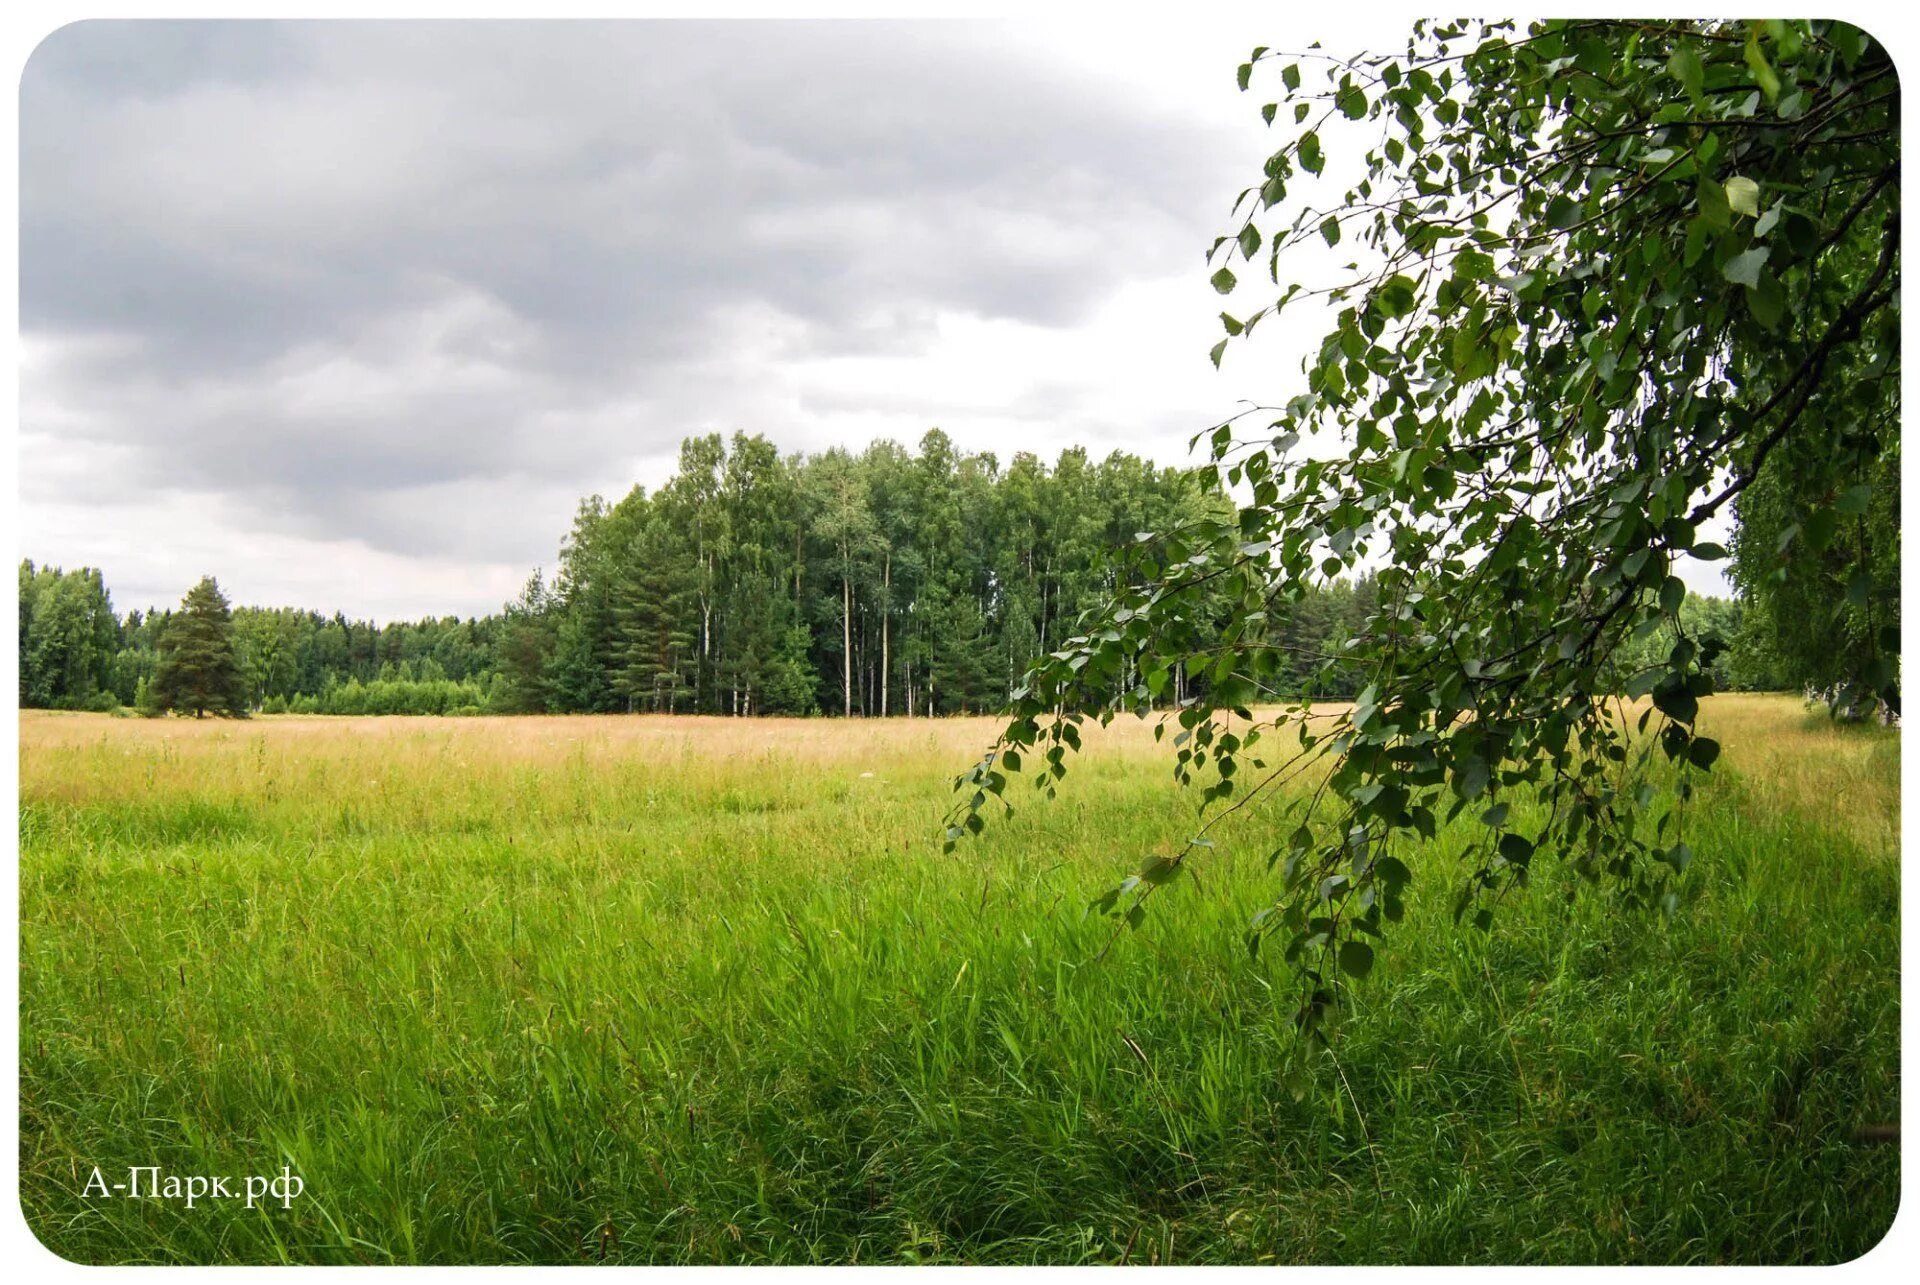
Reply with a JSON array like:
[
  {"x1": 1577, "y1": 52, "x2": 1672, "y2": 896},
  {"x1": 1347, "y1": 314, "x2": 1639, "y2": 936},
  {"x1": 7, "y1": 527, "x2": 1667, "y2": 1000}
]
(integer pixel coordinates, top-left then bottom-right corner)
[
  {"x1": 495, "y1": 430, "x2": 1228, "y2": 717},
  {"x1": 21, "y1": 559, "x2": 511, "y2": 715},
  {"x1": 21, "y1": 430, "x2": 1796, "y2": 719}
]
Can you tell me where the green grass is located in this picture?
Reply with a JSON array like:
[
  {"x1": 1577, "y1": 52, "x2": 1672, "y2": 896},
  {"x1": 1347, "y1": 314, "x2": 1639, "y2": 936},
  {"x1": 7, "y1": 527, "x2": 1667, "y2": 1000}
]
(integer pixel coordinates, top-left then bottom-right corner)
[{"x1": 17, "y1": 696, "x2": 1900, "y2": 1263}]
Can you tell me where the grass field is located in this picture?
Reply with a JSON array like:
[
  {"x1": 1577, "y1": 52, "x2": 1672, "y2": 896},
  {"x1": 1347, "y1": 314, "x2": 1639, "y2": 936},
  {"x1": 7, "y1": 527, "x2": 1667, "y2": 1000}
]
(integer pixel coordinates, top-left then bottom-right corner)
[{"x1": 17, "y1": 694, "x2": 1901, "y2": 1264}]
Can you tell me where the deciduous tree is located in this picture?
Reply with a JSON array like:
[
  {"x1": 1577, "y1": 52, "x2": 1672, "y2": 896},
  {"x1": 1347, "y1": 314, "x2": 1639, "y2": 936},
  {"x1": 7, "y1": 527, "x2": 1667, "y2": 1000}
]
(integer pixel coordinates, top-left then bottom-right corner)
[{"x1": 951, "y1": 19, "x2": 1899, "y2": 1073}]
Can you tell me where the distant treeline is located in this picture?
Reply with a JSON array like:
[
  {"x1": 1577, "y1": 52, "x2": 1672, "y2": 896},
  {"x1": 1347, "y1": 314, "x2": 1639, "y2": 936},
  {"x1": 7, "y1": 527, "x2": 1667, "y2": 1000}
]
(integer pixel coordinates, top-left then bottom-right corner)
[
  {"x1": 20, "y1": 562, "x2": 509, "y2": 716},
  {"x1": 20, "y1": 431, "x2": 1791, "y2": 717}
]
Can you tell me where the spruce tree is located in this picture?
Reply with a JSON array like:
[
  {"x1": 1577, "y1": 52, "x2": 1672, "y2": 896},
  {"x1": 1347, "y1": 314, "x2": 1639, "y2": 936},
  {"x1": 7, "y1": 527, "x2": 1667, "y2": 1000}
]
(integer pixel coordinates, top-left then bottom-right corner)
[
  {"x1": 609, "y1": 515, "x2": 698, "y2": 713},
  {"x1": 150, "y1": 576, "x2": 247, "y2": 718}
]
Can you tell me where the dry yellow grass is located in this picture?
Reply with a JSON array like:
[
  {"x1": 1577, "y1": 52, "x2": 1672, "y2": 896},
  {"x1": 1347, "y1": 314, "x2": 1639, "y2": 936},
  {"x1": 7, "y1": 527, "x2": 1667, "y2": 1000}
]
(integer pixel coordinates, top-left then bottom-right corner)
[
  {"x1": 1694, "y1": 693, "x2": 1901, "y2": 857},
  {"x1": 20, "y1": 694, "x2": 1888, "y2": 853}
]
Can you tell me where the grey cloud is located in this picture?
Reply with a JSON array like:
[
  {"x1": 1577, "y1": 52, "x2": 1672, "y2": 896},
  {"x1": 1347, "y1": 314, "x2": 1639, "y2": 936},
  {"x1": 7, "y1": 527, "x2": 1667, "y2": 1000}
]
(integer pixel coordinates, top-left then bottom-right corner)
[
  {"x1": 25, "y1": 21, "x2": 1221, "y2": 362},
  {"x1": 21, "y1": 19, "x2": 1246, "y2": 604},
  {"x1": 23, "y1": 19, "x2": 314, "y2": 96}
]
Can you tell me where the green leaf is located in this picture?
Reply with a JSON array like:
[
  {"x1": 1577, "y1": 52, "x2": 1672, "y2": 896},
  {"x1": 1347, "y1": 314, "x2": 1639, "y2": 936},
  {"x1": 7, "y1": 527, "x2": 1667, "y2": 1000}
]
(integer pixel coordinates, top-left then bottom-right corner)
[
  {"x1": 1687, "y1": 737, "x2": 1721, "y2": 769},
  {"x1": 1668, "y1": 45, "x2": 1705, "y2": 100},
  {"x1": 1830, "y1": 22, "x2": 1867, "y2": 66},
  {"x1": 1139, "y1": 854, "x2": 1183, "y2": 885},
  {"x1": 1722, "y1": 246, "x2": 1770, "y2": 288},
  {"x1": 1747, "y1": 269, "x2": 1786, "y2": 329},
  {"x1": 1210, "y1": 267, "x2": 1238, "y2": 295},
  {"x1": 1453, "y1": 755, "x2": 1490, "y2": 801},
  {"x1": 1375, "y1": 855, "x2": 1412, "y2": 890},
  {"x1": 1744, "y1": 27, "x2": 1781, "y2": 102},
  {"x1": 1695, "y1": 175, "x2": 1731, "y2": 231},
  {"x1": 1320, "y1": 216, "x2": 1341, "y2": 247},
  {"x1": 1653, "y1": 685, "x2": 1699, "y2": 724},
  {"x1": 1724, "y1": 176, "x2": 1760, "y2": 218},
  {"x1": 1298, "y1": 131, "x2": 1324, "y2": 175},
  {"x1": 1338, "y1": 939, "x2": 1375, "y2": 978}
]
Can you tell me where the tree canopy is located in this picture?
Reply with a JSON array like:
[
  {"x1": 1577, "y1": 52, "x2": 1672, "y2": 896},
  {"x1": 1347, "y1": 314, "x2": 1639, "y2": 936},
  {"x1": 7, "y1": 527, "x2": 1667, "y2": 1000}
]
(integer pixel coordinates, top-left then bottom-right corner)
[
  {"x1": 495, "y1": 430, "x2": 1226, "y2": 718},
  {"x1": 949, "y1": 19, "x2": 1898, "y2": 1070},
  {"x1": 18, "y1": 560, "x2": 119, "y2": 711}
]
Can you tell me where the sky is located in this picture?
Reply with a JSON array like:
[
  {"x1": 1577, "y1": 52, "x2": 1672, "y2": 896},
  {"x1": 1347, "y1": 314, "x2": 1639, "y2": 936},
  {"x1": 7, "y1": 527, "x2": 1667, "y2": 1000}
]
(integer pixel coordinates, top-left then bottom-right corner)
[{"x1": 19, "y1": 18, "x2": 1726, "y2": 620}]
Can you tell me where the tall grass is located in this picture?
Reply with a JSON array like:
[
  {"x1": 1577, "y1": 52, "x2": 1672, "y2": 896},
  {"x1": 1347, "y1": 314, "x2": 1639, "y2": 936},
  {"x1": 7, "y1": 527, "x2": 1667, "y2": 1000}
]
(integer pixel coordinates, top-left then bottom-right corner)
[{"x1": 17, "y1": 695, "x2": 1899, "y2": 1263}]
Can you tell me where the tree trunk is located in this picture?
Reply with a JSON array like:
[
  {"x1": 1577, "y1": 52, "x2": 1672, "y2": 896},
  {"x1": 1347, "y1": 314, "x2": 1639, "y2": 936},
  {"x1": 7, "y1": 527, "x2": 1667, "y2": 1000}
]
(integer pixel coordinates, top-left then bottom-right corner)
[
  {"x1": 842, "y1": 569, "x2": 853, "y2": 718},
  {"x1": 881, "y1": 553, "x2": 891, "y2": 717}
]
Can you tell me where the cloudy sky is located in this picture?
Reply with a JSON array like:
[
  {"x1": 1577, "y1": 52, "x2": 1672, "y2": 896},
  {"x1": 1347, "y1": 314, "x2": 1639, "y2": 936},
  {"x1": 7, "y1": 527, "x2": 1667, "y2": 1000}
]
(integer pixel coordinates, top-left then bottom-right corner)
[{"x1": 20, "y1": 18, "x2": 1723, "y2": 620}]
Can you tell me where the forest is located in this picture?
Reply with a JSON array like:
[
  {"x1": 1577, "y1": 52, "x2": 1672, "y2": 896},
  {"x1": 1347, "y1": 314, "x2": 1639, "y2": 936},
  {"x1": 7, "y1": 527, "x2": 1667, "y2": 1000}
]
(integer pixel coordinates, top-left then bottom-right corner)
[{"x1": 21, "y1": 429, "x2": 1792, "y2": 720}]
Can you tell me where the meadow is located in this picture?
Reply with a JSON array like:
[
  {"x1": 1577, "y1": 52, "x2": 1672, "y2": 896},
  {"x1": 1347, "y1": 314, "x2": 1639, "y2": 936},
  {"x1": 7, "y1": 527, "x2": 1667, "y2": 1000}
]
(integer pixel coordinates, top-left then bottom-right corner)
[{"x1": 16, "y1": 695, "x2": 1901, "y2": 1264}]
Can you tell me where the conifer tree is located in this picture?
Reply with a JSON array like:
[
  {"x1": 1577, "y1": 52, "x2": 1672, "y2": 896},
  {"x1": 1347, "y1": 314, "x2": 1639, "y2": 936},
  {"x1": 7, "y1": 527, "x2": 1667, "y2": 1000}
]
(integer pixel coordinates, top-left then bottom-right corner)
[
  {"x1": 150, "y1": 576, "x2": 247, "y2": 718},
  {"x1": 610, "y1": 515, "x2": 699, "y2": 713}
]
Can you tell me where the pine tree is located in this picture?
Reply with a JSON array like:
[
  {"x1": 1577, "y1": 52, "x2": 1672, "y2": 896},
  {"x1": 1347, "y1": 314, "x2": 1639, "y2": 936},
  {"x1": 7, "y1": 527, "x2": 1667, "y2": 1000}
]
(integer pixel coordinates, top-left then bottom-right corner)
[{"x1": 150, "y1": 576, "x2": 248, "y2": 718}]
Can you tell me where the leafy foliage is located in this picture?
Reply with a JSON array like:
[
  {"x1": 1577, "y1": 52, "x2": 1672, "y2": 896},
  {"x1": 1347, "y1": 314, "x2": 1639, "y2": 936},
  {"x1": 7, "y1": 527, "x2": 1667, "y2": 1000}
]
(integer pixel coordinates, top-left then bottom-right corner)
[
  {"x1": 18, "y1": 560, "x2": 119, "y2": 710},
  {"x1": 950, "y1": 20, "x2": 1898, "y2": 1069},
  {"x1": 1605, "y1": 591, "x2": 1788, "y2": 696},
  {"x1": 1730, "y1": 417, "x2": 1899, "y2": 720}
]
